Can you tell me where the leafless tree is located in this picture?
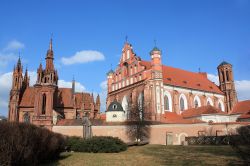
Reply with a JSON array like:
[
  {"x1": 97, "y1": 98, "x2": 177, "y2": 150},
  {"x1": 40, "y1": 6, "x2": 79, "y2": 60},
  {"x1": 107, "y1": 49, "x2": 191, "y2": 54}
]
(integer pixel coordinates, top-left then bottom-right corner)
[
  {"x1": 229, "y1": 125, "x2": 250, "y2": 165},
  {"x1": 125, "y1": 92, "x2": 151, "y2": 144}
]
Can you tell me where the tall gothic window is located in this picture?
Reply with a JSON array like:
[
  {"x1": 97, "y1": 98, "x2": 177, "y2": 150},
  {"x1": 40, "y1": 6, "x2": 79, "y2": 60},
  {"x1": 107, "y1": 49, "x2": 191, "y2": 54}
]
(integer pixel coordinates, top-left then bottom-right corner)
[
  {"x1": 23, "y1": 112, "x2": 30, "y2": 123},
  {"x1": 226, "y1": 71, "x2": 230, "y2": 81},
  {"x1": 42, "y1": 94, "x2": 46, "y2": 115},
  {"x1": 164, "y1": 96, "x2": 169, "y2": 110},
  {"x1": 218, "y1": 103, "x2": 222, "y2": 111},
  {"x1": 180, "y1": 97, "x2": 185, "y2": 111},
  {"x1": 194, "y1": 100, "x2": 199, "y2": 108}
]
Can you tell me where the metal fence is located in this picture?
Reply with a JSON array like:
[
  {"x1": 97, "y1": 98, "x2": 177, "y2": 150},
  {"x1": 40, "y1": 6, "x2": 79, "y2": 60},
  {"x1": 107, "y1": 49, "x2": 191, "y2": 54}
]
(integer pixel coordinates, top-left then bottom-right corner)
[{"x1": 185, "y1": 136, "x2": 232, "y2": 145}]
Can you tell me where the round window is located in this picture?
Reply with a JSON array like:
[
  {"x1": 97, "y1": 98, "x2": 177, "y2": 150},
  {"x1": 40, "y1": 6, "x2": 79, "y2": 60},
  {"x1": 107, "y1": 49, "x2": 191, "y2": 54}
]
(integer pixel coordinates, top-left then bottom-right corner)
[{"x1": 113, "y1": 114, "x2": 117, "y2": 118}]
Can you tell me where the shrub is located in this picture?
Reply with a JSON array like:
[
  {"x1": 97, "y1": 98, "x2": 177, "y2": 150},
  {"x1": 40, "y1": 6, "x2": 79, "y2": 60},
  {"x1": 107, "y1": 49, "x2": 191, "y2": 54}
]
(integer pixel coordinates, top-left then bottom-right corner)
[
  {"x1": 230, "y1": 125, "x2": 250, "y2": 165},
  {"x1": 0, "y1": 121, "x2": 66, "y2": 166},
  {"x1": 66, "y1": 136, "x2": 127, "y2": 153}
]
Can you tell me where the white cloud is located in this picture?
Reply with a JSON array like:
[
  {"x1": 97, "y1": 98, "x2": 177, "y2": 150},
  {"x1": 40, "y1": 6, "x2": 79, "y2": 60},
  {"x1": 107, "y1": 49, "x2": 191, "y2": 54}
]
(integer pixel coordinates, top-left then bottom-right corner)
[
  {"x1": 99, "y1": 80, "x2": 107, "y2": 112},
  {"x1": 0, "y1": 72, "x2": 12, "y2": 116},
  {"x1": 0, "y1": 40, "x2": 25, "y2": 68},
  {"x1": 58, "y1": 80, "x2": 86, "y2": 92},
  {"x1": 0, "y1": 53, "x2": 18, "y2": 67},
  {"x1": 208, "y1": 73, "x2": 250, "y2": 101},
  {"x1": 235, "y1": 80, "x2": 250, "y2": 101},
  {"x1": 3, "y1": 40, "x2": 25, "y2": 51},
  {"x1": 61, "y1": 50, "x2": 105, "y2": 65}
]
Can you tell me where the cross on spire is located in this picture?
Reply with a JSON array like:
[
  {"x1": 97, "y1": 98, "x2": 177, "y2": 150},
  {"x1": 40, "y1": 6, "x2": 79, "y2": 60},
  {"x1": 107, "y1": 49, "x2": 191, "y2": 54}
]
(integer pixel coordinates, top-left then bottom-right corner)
[
  {"x1": 125, "y1": 35, "x2": 128, "y2": 43},
  {"x1": 154, "y1": 39, "x2": 157, "y2": 47}
]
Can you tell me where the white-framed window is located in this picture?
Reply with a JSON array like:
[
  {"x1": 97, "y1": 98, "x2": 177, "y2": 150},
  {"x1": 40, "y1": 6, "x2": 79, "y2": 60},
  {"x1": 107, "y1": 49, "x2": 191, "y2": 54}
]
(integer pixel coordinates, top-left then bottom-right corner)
[
  {"x1": 179, "y1": 94, "x2": 188, "y2": 111},
  {"x1": 207, "y1": 97, "x2": 214, "y2": 106},
  {"x1": 127, "y1": 50, "x2": 130, "y2": 59},
  {"x1": 193, "y1": 95, "x2": 201, "y2": 108},
  {"x1": 164, "y1": 91, "x2": 172, "y2": 112}
]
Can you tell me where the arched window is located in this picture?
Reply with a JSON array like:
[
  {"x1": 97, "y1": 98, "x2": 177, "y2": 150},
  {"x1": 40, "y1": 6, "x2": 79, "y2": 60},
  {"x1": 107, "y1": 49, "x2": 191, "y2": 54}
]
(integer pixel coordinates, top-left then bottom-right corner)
[
  {"x1": 194, "y1": 100, "x2": 199, "y2": 108},
  {"x1": 179, "y1": 94, "x2": 188, "y2": 112},
  {"x1": 222, "y1": 71, "x2": 225, "y2": 82},
  {"x1": 180, "y1": 97, "x2": 185, "y2": 111},
  {"x1": 127, "y1": 50, "x2": 130, "y2": 59},
  {"x1": 164, "y1": 96, "x2": 169, "y2": 110},
  {"x1": 23, "y1": 112, "x2": 30, "y2": 123},
  {"x1": 137, "y1": 92, "x2": 144, "y2": 120},
  {"x1": 226, "y1": 71, "x2": 229, "y2": 81},
  {"x1": 206, "y1": 97, "x2": 213, "y2": 106},
  {"x1": 218, "y1": 102, "x2": 222, "y2": 111},
  {"x1": 42, "y1": 94, "x2": 46, "y2": 115}
]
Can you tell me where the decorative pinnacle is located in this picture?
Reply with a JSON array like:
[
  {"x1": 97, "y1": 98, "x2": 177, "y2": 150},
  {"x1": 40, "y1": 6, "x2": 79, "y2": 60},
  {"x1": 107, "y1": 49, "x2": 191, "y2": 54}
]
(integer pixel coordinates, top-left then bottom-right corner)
[{"x1": 49, "y1": 33, "x2": 53, "y2": 51}]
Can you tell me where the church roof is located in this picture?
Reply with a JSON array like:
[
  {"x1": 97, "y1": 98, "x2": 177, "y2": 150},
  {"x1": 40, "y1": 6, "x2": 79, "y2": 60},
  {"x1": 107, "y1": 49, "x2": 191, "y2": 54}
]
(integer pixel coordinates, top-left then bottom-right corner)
[
  {"x1": 106, "y1": 100, "x2": 124, "y2": 112},
  {"x1": 56, "y1": 88, "x2": 74, "y2": 108},
  {"x1": 219, "y1": 61, "x2": 231, "y2": 66},
  {"x1": 161, "y1": 112, "x2": 205, "y2": 124},
  {"x1": 140, "y1": 60, "x2": 223, "y2": 94},
  {"x1": 20, "y1": 87, "x2": 36, "y2": 107},
  {"x1": 230, "y1": 100, "x2": 250, "y2": 115},
  {"x1": 181, "y1": 105, "x2": 226, "y2": 118},
  {"x1": 75, "y1": 92, "x2": 93, "y2": 110}
]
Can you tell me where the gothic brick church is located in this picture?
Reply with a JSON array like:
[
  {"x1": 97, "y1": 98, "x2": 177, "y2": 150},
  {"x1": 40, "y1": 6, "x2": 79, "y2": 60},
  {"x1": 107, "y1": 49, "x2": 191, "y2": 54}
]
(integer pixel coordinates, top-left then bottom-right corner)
[
  {"x1": 8, "y1": 39, "x2": 100, "y2": 129},
  {"x1": 106, "y1": 42, "x2": 240, "y2": 122}
]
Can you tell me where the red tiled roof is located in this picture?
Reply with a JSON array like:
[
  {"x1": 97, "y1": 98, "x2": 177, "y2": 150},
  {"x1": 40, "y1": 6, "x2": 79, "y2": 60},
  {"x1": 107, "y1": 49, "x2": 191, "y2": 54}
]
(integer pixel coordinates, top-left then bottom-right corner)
[
  {"x1": 75, "y1": 92, "x2": 92, "y2": 110},
  {"x1": 237, "y1": 110, "x2": 250, "y2": 119},
  {"x1": 181, "y1": 105, "x2": 226, "y2": 118},
  {"x1": 161, "y1": 111, "x2": 205, "y2": 124},
  {"x1": 56, "y1": 88, "x2": 73, "y2": 108},
  {"x1": 20, "y1": 87, "x2": 35, "y2": 107},
  {"x1": 139, "y1": 60, "x2": 223, "y2": 94},
  {"x1": 230, "y1": 100, "x2": 250, "y2": 115},
  {"x1": 163, "y1": 66, "x2": 223, "y2": 94}
]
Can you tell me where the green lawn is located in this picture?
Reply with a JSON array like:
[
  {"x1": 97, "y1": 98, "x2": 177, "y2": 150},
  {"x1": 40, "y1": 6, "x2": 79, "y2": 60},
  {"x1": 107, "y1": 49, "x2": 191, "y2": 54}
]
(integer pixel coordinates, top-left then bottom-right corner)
[{"x1": 47, "y1": 145, "x2": 244, "y2": 166}]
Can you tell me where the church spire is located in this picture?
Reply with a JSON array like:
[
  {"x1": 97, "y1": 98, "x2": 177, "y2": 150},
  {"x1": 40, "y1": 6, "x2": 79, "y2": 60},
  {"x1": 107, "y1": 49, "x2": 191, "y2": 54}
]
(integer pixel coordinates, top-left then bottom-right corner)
[
  {"x1": 45, "y1": 37, "x2": 54, "y2": 70},
  {"x1": 49, "y1": 37, "x2": 53, "y2": 51}
]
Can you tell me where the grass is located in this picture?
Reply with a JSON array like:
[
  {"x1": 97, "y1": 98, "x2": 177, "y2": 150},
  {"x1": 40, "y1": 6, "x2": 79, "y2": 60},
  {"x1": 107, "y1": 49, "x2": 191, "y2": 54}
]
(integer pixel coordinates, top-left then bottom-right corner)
[{"x1": 46, "y1": 145, "x2": 244, "y2": 166}]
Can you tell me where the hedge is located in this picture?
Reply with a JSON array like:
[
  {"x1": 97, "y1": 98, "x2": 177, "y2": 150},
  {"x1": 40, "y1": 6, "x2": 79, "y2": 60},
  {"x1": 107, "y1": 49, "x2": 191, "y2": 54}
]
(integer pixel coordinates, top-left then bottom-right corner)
[
  {"x1": 0, "y1": 122, "x2": 66, "y2": 166},
  {"x1": 66, "y1": 136, "x2": 127, "y2": 153}
]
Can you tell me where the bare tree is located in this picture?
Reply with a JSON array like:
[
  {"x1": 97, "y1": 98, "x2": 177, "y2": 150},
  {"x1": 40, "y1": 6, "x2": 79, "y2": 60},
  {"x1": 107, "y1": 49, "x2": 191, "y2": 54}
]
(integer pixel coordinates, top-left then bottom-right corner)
[
  {"x1": 229, "y1": 125, "x2": 250, "y2": 165},
  {"x1": 125, "y1": 92, "x2": 151, "y2": 144}
]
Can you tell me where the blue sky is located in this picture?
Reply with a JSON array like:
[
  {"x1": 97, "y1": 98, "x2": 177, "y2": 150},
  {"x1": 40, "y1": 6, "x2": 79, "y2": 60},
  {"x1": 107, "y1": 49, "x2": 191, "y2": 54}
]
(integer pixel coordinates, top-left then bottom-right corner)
[{"x1": 0, "y1": 0, "x2": 250, "y2": 116}]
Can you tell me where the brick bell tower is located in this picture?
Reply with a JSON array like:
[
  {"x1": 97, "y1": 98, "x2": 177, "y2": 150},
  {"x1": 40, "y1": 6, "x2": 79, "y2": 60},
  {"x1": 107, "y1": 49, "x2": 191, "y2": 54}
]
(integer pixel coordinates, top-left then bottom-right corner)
[
  {"x1": 33, "y1": 38, "x2": 58, "y2": 128},
  {"x1": 150, "y1": 46, "x2": 164, "y2": 121},
  {"x1": 217, "y1": 61, "x2": 237, "y2": 112}
]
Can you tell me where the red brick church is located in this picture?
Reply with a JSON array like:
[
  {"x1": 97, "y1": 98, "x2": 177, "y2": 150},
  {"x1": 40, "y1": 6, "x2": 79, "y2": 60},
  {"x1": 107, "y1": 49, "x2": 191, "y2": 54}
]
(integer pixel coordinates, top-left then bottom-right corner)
[{"x1": 8, "y1": 39, "x2": 100, "y2": 129}]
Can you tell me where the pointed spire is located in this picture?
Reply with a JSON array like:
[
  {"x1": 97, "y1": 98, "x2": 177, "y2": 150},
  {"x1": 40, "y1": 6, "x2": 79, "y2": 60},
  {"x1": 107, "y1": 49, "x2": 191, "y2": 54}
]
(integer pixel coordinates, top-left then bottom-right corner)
[
  {"x1": 91, "y1": 93, "x2": 94, "y2": 103},
  {"x1": 96, "y1": 94, "x2": 100, "y2": 105},
  {"x1": 16, "y1": 54, "x2": 22, "y2": 72},
  {"x1": 49, "y1": 35, "x2": 53, "y2": 51},
  {"x1": 72, "y1": 75, "x2": 75, "y2": 96}
]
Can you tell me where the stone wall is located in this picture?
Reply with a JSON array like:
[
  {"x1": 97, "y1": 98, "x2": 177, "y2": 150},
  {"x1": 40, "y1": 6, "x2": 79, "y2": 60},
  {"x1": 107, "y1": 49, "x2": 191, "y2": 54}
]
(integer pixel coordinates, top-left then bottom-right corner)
[{"x1": 52, "y1": 123, "x2": 249, "y2": 145}]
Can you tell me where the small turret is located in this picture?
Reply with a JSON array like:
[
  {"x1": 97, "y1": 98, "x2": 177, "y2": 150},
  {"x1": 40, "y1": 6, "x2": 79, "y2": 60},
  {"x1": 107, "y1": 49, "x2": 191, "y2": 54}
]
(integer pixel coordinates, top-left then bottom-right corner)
[{"x1": 150, "y1": 46, "x2": 162, "y2": 79}]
